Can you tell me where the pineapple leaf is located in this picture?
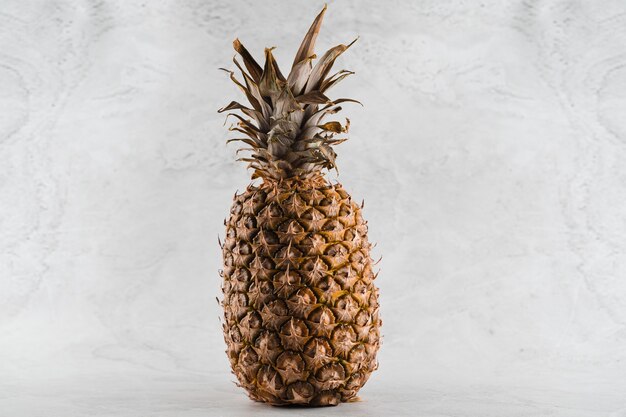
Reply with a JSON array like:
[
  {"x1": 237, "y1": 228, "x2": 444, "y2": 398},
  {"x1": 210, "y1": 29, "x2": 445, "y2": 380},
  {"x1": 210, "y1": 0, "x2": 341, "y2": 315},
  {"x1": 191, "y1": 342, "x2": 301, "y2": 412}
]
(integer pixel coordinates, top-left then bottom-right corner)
[
  {"x1": 233, "y1": 38, "x2": 263, "y2": 82},
  {"x1": 329, "y1": 97, "x2": 363, "y2": 107},
  {"x1": 318, "y1": 119, "x2": 349, "y2": 133},
  {"x1": 292, "y1": 5, "x2": 327, "y2": 69},
  {"x1": 287, "y1": 55, "x2": 315, "y2": 96},
  {"x1": 305, "y1": 38, "x2": 357, "y2": 94},
  {"x1": 226, "y1": 137, "x2": 263, "y2": 148},
  {"x1": 295, "y1": 90, "x2": 331, "y2": 105},
  {"x1": 224, "y1": 113, "x2": 261, "y2": 132},
  {"x1": 232, "y1": 58, "x2": 272, "y2": 120},
  {"x1": 318, "y1": 121, "x2": 343, "y2": 133},
  {"x1": 259, "y1": 48, "x2": 283, "y2": 98},
  {"x1": 218, "y1": 100, "x2": 267, "y2": 131},
  {"x1": 219, "y1": 68, "x2": 256, "y2": 108},
  {"x1": 220, "y1": 6, "x2": 361, "y2": 180},
  {"x1": 274, "y1": 87, "x2": 302, "y2": 116},
  {"x1": 320, "y1": 70, "x2": 355, "y2": 92}
]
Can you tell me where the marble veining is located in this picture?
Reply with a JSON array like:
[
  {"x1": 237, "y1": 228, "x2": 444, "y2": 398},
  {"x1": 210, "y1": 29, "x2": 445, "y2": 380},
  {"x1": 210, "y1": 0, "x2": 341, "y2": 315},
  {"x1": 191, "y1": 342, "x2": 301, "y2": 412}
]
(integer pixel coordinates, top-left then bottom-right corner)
[{"x1": 1, "y1": 0, "x2": 626, "y2": 415}]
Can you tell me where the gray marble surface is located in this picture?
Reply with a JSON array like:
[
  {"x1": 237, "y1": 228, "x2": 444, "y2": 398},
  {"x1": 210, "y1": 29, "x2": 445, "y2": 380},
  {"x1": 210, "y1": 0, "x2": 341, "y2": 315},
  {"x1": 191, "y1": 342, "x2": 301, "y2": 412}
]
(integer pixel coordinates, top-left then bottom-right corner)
[{"x1": 2, "y1": 0, "x2": 626, "y2": 416}]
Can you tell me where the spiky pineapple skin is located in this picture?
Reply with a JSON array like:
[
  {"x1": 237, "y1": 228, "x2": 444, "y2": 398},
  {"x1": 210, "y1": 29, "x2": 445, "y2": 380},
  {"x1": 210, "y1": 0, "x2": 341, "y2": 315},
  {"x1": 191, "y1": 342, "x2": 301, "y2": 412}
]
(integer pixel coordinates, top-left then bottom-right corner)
[{"x1": 221, "y1": 178, "x2": 380, "y2": 406}]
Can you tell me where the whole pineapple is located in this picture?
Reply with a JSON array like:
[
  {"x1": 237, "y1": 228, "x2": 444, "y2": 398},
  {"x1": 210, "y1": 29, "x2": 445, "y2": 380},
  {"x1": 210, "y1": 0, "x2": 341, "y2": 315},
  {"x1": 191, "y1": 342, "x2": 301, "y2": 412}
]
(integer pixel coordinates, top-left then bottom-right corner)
[{"x1": 219, "y1": 6, "x2": 380, "y2": 406}]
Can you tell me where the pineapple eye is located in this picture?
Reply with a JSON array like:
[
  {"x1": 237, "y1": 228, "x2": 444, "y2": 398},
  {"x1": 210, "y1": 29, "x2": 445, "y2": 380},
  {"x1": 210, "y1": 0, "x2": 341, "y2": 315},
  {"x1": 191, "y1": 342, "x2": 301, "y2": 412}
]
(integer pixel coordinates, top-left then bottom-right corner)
[
  {"x1": 259, "y1": 257, "x2": 275, "y2": 270},
  {"x1": 257, "y1": 365, "x2": 284, "y2": 392},
  {"x1": 286, "y1": 381, "x2": 314, "y2": 402},
  {"x1": 274, "y1": 270, "x2": 301, "y2": 286},
  {"x1": 254, "y1": 229, "x2": 279, "y2": 246},
  {"x1": 335, "y1": 188, "x2": 349, "y2": 199},
  {"x1": 339, "y1": 205, "x2": 352, "y2": 217},
  {"x1": 355, "y1": 309, "x2": 371, "y2": 326},
  {"x1": 332, "y1": 324, "x2": 356, "y2": 344},
  {"x1": 276, "y1": 351, "x2": 305, "y2": 372},
  {"x1": 259, "y1": 280, "x2": 273, "y2": 295},
  {"x1": 230, "y1": 326, "x2": 243, "y2": 343},
  {"x1": 268, "y1": 203, "x2": 283, "y2": 217},
  {"x1": 335, "y1": 294, "x2": 355, "y2": 310},
  {"x1": 307, "y1": 306, "x2": 335, "y2": 325},
  {"x1": 231, "y1": 202, "x2": 243, "y2": 214},
  {"x1": 232, "y1": 292, "x2": 248, "y2": 308},
  {"x1": 367, "y1": 327, "x2": 380, "y2": 345},
  {"x1": 325, "y1": 243, "x2": 347, "y2": 257},
  {"x1": 252, "y1": 190, "x2": 267, "y2": 204},
  {"x1": 322, "y1": 219, "x2": 342, "y2": 232},
  {"x1": 236, "y1": 242, "x2": 252, "y2": 255},
  {"x1": 242, "y1": 311, "x2": 262, "y2": 329},
  {"x1": 234, "y1": 268, "x2": 251, "y2": 282},
  {"x1": 304, "y1": 337, "x2": 333, "y2": 358},
  {"x1": 239, "y1": 346, "x2": 258, "y2": 366},
  {"x1": 242, "y1": 215, "x2": 257, "y2": 229},
  {"x1": 289, "y1": 288, "x2": 316, "y2": 306},
  {"x1": 350, "y1": 250, "x2": 365, "y2": 263},
  {"x1": 280, "y1": 318, "x2": 309, "y2": 337},
  {"x1": 348, "y1": 344, "x2": 366, "y2": 363},
  {"x1": 318, "y1": 198, "x2": 331, "y2": 206},
  {"x1": 267, "y1": 299, "x2": 289, "y2": 316},
  {"x1": 256, "y1": 331, "x2": 281, "y2": 350},
  {"x1": 316, "y1": 363, "x2": 345, "y2": 382}
]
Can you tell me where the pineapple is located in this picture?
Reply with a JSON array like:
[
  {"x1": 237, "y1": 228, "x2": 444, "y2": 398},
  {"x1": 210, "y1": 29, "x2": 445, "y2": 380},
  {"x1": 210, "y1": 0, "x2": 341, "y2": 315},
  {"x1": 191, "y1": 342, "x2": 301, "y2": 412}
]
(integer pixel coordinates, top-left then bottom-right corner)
[{"x1": 219, "y1": 6, "x2": 380, "y2": 406}]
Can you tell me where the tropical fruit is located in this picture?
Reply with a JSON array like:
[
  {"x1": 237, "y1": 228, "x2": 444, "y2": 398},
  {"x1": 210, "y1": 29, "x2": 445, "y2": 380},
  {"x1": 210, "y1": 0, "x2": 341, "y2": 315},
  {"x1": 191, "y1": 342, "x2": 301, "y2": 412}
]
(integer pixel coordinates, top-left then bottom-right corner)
[{"x1": 219, "y1": 6, "x2": 380, "y2": 406}]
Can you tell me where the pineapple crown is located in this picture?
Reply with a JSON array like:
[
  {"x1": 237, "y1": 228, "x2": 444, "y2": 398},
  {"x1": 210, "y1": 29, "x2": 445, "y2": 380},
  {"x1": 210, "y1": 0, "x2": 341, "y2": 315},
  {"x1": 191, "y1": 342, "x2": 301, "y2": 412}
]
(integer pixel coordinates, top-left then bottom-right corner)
[{"x1": 219, "y1": 5, "x2": 359, "y2": 181}]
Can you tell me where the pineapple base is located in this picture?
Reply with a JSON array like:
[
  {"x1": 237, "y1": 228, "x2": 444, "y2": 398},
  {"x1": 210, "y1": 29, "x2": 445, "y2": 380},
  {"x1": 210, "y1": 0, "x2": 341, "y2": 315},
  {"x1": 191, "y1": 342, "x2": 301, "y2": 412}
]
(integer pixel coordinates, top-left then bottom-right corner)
[{"x1": 221, "y1": 178, "x2": 380, "y2": 406}]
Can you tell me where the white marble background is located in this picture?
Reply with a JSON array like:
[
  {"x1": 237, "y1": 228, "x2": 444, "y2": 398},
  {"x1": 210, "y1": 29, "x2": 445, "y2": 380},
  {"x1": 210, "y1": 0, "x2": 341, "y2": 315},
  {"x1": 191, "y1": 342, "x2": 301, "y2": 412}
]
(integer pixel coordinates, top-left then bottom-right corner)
[{"x1": 2, "y1": 0, "x2": 626, "y2": 416}]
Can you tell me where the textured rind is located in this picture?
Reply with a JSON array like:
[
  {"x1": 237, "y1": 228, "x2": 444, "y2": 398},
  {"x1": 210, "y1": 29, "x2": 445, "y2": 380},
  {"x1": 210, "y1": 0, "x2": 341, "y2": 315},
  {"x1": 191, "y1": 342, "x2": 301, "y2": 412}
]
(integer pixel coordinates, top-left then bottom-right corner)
[{"x1": 221, "y1": 178, "x2": 380, "y2": 406}]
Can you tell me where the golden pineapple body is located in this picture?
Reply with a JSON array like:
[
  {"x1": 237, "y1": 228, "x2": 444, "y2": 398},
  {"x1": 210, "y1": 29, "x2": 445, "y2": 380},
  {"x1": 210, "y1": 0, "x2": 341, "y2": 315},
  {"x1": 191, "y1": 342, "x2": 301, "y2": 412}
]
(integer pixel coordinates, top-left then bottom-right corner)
[
  {"x1": 218, "y1": 6, "x2": 380, "y2": 405},
  {"x1": 222, "y1": 177, "x2": 379, "y2": 405}
]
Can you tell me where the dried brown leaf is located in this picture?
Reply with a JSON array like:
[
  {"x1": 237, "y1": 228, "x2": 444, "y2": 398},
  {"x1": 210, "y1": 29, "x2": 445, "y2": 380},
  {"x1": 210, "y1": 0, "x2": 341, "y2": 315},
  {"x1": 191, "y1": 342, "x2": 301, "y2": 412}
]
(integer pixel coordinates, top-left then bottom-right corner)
[
  {"x1": 305, "y1": 38, "x2": 357, "y2": 94},
  {"x1": 259, "y1": 48, "x2": 283, "y2": 98},
  {"x1": 295, "y1": 90, "x2": 330, "y2": 105},
  {"x1": 320, "y1": 70, "x2": 355, "y2": 92},
  {"x1": 287, "y1": 55, "x2": 315, "y2": 96},
  {"x1": 233, "y1": 38, "x2": 262, "y2": 82},
  {"x1": 292, "y1": 5, "x2": 327, "y2": 69}
]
